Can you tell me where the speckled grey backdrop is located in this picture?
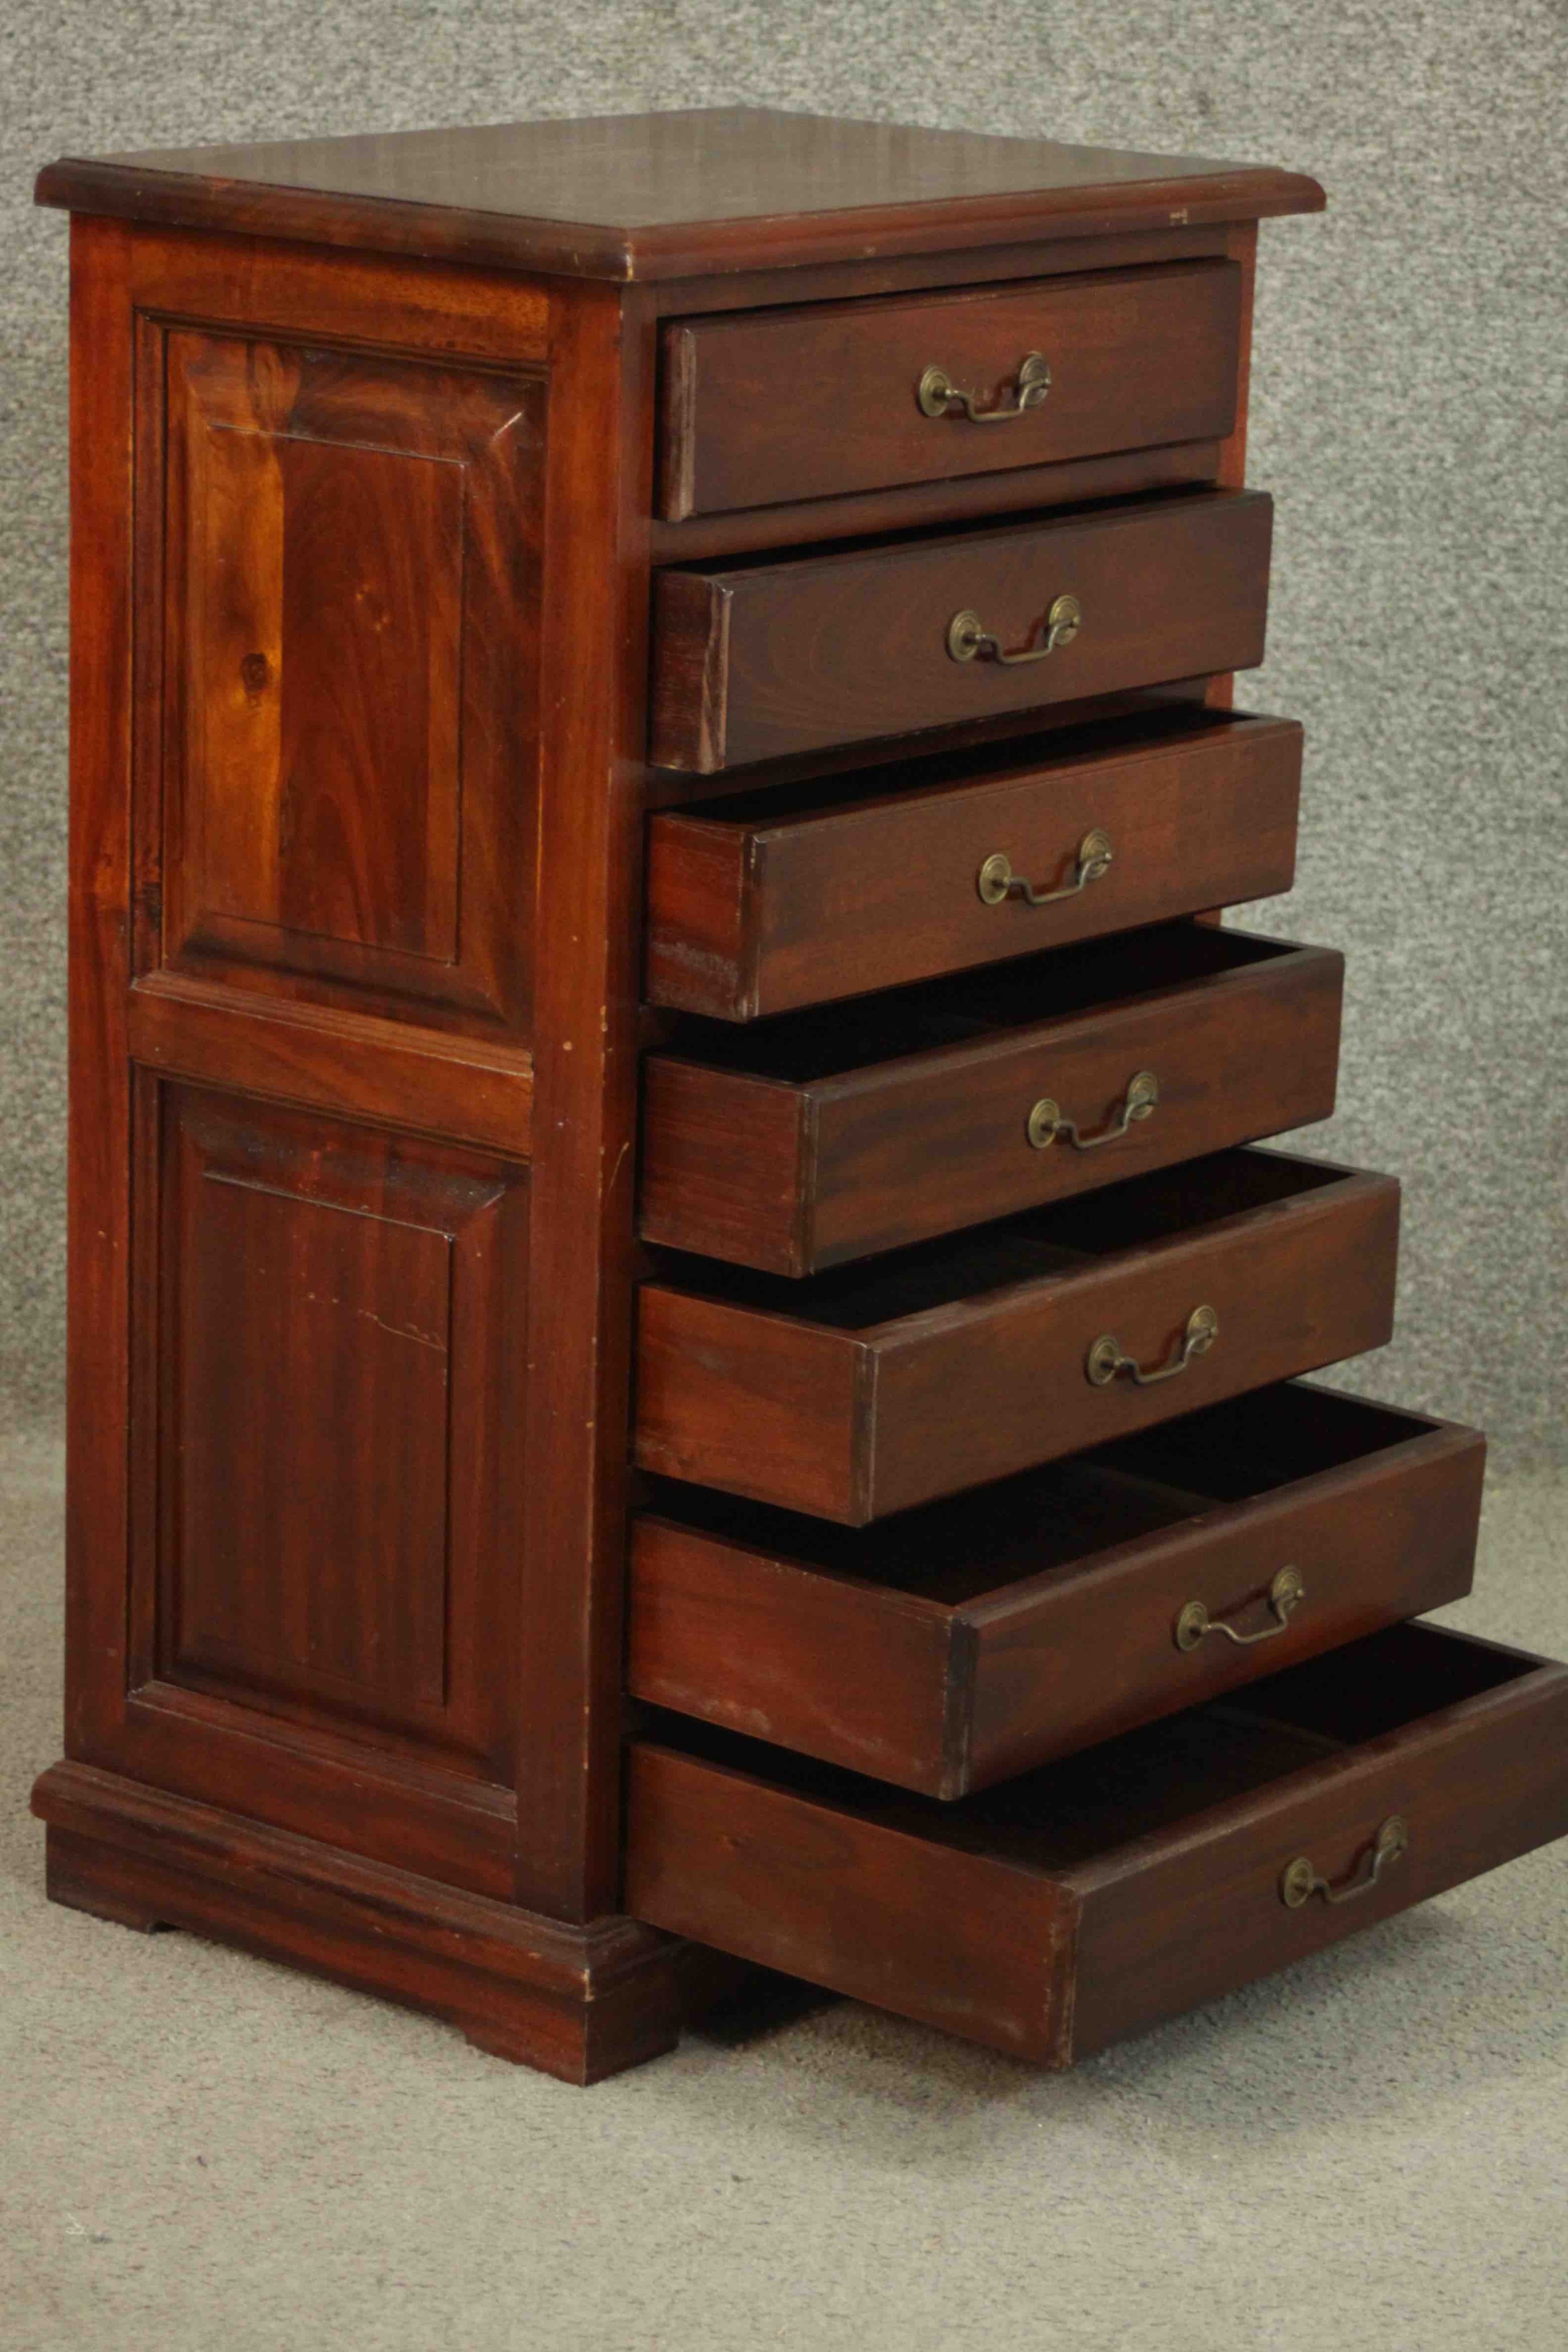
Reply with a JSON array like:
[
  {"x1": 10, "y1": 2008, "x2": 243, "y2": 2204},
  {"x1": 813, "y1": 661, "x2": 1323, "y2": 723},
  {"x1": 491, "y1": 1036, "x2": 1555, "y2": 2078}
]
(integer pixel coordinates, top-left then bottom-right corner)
[{"x1": 3, "y1": 3, "x2": 1565, "y2": 1457}]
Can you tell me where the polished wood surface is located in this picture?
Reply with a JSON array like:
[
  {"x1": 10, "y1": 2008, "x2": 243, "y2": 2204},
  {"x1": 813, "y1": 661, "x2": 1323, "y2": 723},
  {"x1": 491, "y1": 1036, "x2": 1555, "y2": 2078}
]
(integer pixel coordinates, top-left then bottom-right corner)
[
  {"x1": 39, "y1": 213, "x2": 685, "y2": 2026},
  {"x1": 627, "y1": 1627, "x2": 1568, "y2": 2063},
  {"x1": 65, "y1": 222, "x2": 550, "y2": 1902},
  {"x1": 123, "y1": 231, "x2": 550, "y2": 1055},
  {"x1": 43, "y1": 114, "x2": 1558, "y2": 2091},
  {"x1": 651, "y1": 439, "x2": 1225, "y2": 564},
  {"x1": 34, "y1": 1763, "x2": 681, "y2": 2084},
  {"x1": 37, "y1": 109, "x2": 1325, "y2": 283},
  {"x1": 509, "y1": 278, "x2": 657, "y2": 1922},
  {"x1": 60, "y1": 218, "x2": 138, "y2": 1791},
  {"x1": 635, "y1": 1152, "x2": 1399, "y2": 1520},
  {"x1": 640, "y1": 928, "x2": 1342, "y2": 1273},
  {"x1": 1065, "y1": 1626, "x2": 1568, "y2": 2060},
  {"x1": 158, "y1": 329, "x2": 543, "y2": 1029},
  {"x1": 645, "y1": 710, "x2": 1301, "y2": 1019},
  {"x1": 659, "y1": 259, "x2": 1240, "y2": 517},
  {"x1": 146, "y1": 1086, "x2": 526, "y2": 1771},
  {"x1": 628, "y1": 1387, "x2": 1483, "y2": 1794},
  {"x1": 650, "y1": 488, "x2": 1273, "y2": 771},
  {"x1": 647, "y1": 220, "x2": 1241, "y2": 320},
  {"x1": 127, "y1": 973, "x2": 534, "y2": 1158}
]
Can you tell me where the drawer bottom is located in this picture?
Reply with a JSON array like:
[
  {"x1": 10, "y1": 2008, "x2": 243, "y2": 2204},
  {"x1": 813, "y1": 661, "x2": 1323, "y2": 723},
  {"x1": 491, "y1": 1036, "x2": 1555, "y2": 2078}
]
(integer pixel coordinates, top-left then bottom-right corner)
[{"x1": 627, "y1": 1624, "x2": 1568, "y2": 2065}]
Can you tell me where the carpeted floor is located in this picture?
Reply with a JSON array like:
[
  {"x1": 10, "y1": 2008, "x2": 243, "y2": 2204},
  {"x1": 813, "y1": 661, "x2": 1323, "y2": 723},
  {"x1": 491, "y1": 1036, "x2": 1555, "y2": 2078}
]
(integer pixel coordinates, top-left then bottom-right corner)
[{"x1": 3, "y1": 1419, "x2": 1565, "y2": 2350}]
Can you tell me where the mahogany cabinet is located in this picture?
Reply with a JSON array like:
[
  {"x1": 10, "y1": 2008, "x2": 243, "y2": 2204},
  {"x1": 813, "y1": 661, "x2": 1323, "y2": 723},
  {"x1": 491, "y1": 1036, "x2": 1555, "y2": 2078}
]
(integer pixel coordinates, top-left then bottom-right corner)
[{"x1": 31, "y1": 109, "x2": 1565, "y2": 2084}]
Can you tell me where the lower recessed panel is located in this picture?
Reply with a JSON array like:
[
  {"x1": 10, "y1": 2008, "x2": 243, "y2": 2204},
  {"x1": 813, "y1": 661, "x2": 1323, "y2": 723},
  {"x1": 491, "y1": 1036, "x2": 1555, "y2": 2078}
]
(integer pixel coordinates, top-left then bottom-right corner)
[{"x1": 141, "y1": 1081, "x2": 528, "y2": 1777}]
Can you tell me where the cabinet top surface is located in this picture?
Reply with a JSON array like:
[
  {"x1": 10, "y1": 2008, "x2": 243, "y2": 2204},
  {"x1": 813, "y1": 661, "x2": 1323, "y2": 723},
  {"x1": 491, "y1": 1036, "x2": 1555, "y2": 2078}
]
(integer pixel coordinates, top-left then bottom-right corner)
[{"x1": 36, "y1": 106, "x2": 1324, "y2": 282}]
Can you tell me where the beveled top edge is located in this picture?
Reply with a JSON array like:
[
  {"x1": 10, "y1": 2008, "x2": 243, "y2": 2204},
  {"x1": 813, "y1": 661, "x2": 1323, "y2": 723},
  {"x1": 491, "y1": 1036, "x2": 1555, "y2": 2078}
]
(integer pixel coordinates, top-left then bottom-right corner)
[{"x1": 34, "y1": 106, "x2": 1325, "y2": 282}]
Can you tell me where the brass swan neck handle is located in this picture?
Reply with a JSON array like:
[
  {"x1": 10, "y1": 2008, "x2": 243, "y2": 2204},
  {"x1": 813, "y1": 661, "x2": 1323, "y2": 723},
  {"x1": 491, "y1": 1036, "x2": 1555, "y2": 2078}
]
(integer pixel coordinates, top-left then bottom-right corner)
[{"x1": 917, "y1": 351, "x2": 1051, "y2": 423}]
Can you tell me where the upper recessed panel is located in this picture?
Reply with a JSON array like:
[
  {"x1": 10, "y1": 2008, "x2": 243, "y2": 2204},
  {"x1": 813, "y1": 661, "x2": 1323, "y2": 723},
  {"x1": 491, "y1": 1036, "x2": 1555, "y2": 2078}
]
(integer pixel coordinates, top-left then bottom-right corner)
[
  {"x1": 159, "y1": 329, "x2": 545, "y2": 1031},
  {"x1": 36, "y1": 107, "x2": 1325, "y2": 279}
]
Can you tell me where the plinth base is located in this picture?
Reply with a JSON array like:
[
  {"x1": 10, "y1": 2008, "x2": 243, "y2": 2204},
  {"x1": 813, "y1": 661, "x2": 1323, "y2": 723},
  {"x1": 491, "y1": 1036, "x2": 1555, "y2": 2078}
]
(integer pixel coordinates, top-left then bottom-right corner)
[{"x1": 32, "y1": 1759, "x2": 684, "y2": 2085}]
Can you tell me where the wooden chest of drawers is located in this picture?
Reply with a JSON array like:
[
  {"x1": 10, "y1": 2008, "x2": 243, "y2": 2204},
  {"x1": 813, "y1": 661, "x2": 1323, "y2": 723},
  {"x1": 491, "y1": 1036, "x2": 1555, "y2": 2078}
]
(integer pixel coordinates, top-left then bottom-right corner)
[{"x1": 31, "y1": 107, "x2": 1567, "y2": 2085}]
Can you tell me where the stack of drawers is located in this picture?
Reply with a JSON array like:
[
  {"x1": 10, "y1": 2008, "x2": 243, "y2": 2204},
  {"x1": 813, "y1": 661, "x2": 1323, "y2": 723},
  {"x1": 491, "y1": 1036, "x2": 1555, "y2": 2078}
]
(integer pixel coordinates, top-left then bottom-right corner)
[
  {"x1": 31, "y1": 107, "x2": 1567, "y2": 2082},
  {"x1": 621, "y1": 235, "x2": 1567, "y2": 2064}
]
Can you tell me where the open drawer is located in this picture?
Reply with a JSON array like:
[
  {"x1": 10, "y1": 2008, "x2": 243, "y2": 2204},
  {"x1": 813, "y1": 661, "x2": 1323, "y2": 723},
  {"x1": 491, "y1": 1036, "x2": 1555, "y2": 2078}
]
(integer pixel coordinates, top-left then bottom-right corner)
[
  {"x1": 639, "y1": 923, "x2": 1343, "y2": 1274},
  {"x1": 644, "y1": 708, "x2": 1302, "y2": 1022},
  {"x1": 627, "y1": 1624, "x2": 1568, "y2": 2065},
  {"x1": 634, "y1": 1148, "x2": 1399, "y2": 1521},
  {"x1": 629, "y1": 1384, "x2": 1485, "y2": 1796},
  {"x1": 649, "y1": 487, "x2": 1271, "y2": 771}
]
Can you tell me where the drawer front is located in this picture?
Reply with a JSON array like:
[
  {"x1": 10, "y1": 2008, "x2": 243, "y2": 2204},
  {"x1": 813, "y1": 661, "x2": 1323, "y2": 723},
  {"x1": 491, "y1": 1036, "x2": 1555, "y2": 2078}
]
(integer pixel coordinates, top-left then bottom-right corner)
[
  {"x1": 651, "y1": 489, "x2": 1273, "y2": 771},
  {"x1": 658, "y1": 260, "x2": 1241, "y2": 519},
  {"x1": 645, "y1": 711, "x2": 1303, "y2": 1020},
  {"x1": 628, "y1": 1391, "x2": 1486, "y2": 1796},
  {"x1": 1066, "y1": 1630, "x2": 1568, "y2": 2062},
  {"x1": 626, "y1": 1628, "x2": 1568, "y2": 2065},
  {"x1": 640, "y1": 933, "x2": 1343, "y2": 1275},
  {"x1": 634, "y1": 1153, "x2": 1401, "y2": 1522}
]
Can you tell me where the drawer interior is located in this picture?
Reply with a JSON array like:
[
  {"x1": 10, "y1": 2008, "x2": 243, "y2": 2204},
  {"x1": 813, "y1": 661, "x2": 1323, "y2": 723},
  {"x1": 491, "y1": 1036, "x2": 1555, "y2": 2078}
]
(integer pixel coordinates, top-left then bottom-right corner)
[
  {"x1": 659, "y1": 479, "x2": 1234, "y2": 576},
  {"x1": 645, "y1": 1147, "x2": 1357, "y2": 1332},
  {"x1": 652, "y1": 920, "x2": 1291, "y2": 1082},
  {"x1": 636, "y1": 1624, "x2": 1540, "y2": 1870},
  {"x1": 640, "y1": 1381, "x2": 1454, "y2": 1608},
  {"x1": 655, "y1": 704, "x2": 1256, "y2": 832}
]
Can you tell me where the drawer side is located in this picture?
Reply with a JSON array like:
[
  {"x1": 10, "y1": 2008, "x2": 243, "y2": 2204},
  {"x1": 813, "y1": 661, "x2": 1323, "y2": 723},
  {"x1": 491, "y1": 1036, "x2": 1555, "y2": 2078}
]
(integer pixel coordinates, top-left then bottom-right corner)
[
  {"x1": 626, "y1": 1740, "x2": 1080, "y2": 2063},
  {"x1": 633, "y1": 1286, "x2": 871, "y2": 1522},
  {"x1": 628, "y1": 1517, "x2": 960, "y2": 1791}
]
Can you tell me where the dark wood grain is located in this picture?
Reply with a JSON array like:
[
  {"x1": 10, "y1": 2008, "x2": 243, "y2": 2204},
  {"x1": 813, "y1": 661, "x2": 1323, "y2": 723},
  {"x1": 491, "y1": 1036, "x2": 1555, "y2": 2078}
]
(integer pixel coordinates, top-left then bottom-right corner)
[
  {"x1": 1066, "y1": 1627, "x2": 1568, "y2": 2061},
  {"x1": 60, "y1": 218, "x2": 138, "y2": 1773},
  {"x1": 640, "y1": 682, "x2": 1214, "y2": 813},
  {"x1": 119, "y1": 221, "x2": 551, "y2": 360},
  {"x1": 640, "y1": 927, "x2": 1342, "y2": 1273},
  {"x1": 644, "y1": 221, "x2": 1244, "y2": 568},
  {"x1": 645, "y1": 221, "x2": 1239, "y2": 320},
  {"x1": 645, "y1": 709, "x2": 1302, "y2": 1019},
  {"x1": 157, "y1": 326, "x2": 543, "y2": 1030},
  {"x1": 626, "y1": 1627, "x2": 1568, "y2": 2064},
  {"x1": 650, "y1": 488, "x2": 1273, "y2": 771},
  {"x1": 112, "y1": 1690, "x2": 522, "y2": 1897},
  {"x1": 629, "y1": 1386, "x2": 1484, "y2": 1794},
  {"x1": 36, "y1": 109, "x2": 1326, "y2": 283},
  {"x1": 44, "y1": 117, "x2": 1543, "y2": 2099},
  {"x1": 660, "y1": 259, "x2": 1239, "y2": 517},
  {"x1": 43, "y1": 220, "x2": 556, "y2": 1905},
  {"x1": 628, "y1": 1741, "x2": 1078, "y2": 2063},
  {"x1": 1202, "y1": 220, "x2": 1259, "y2": 713},
  {"x1": 507, "y1": 278, "x2": 656, "y2": 1922},
  {"x1": 649, "y1": 439, "x2": 1224, "y2": 564},
  {"x1": 34, "y1": 1763, "x2": 681, "y2": 2084},
  {"x1": 638, "y1": 1282, "x2": 872, "y2": 1523},
  {"x1": 34, "y1": 223, "x2": 685, "y2": 1984},
  {"x1": 634, "y1": 1150, "x2": 1399, "y2": 1520},
  {"x1": 142, "y1": 1085, "x2": 526, "y2": 1773},
  {"x1": 128, "y1": 974, "x2": 533, "y2": 1155}
]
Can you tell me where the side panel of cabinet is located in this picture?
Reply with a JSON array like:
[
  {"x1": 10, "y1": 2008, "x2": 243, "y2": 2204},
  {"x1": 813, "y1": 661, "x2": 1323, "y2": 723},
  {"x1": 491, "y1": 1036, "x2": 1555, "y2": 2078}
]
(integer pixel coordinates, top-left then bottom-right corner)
[{"x1": 55, "y1": 223, "x2": 560, "y2": 1898}]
